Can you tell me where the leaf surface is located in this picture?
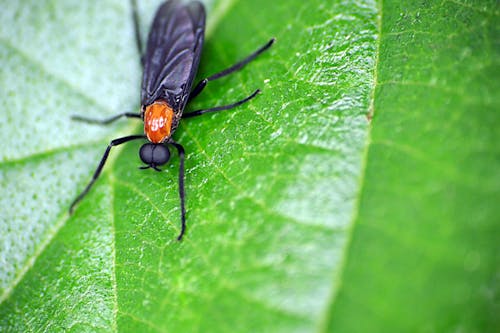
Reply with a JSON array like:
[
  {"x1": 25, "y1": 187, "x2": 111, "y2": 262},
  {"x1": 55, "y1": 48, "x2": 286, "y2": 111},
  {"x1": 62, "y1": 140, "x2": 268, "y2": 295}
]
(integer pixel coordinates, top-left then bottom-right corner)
[{"x1": 0, "y1": 0, "x2": 497, "y2": 332}]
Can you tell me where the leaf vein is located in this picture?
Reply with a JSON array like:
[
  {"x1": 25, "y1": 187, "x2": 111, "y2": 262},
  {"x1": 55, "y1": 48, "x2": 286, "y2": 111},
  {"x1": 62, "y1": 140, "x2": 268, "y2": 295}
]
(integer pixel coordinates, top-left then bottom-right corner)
[
  {"x1": 0, "y1": 37, "x2": 107, "y2": 112},
  {"x1": 317, "y1": 0, "x2": 383, "y2": 331}
]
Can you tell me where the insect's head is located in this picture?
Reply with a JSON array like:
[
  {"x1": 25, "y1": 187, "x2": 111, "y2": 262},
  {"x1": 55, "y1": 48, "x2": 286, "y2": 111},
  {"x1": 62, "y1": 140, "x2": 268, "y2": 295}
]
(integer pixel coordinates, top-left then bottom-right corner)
[{"x1": 139, "y1": 143, "x2": 170, "y2": 171}]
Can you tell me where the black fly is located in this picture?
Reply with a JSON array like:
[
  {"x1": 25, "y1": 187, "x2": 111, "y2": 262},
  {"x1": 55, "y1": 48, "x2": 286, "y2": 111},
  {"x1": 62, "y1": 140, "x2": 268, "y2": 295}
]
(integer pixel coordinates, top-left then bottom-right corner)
[{"x1": 70, "y1": 0, "x2": 274, "y2": 240}]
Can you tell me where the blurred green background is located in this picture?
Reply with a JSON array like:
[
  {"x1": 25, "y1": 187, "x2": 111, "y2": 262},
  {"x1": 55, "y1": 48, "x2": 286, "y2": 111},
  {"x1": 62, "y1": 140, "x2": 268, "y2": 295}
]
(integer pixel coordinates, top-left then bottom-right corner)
[{"x1": 0, "y1": 0, "x2": 498, "y2": 332}]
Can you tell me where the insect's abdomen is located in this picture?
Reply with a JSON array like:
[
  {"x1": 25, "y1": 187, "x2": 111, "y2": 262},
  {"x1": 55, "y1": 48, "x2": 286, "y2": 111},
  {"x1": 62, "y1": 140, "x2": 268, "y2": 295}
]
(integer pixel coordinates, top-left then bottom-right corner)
[{"x1": 144, "y1": 100, "x2": 174, "y2": 143}]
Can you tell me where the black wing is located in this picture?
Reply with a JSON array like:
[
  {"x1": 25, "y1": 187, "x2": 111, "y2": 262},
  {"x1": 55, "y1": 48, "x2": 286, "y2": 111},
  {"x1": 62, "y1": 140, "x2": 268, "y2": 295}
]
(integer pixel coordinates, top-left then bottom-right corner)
[{"x1": 141, "y1": 0, "x2": 205, "y2": 111}]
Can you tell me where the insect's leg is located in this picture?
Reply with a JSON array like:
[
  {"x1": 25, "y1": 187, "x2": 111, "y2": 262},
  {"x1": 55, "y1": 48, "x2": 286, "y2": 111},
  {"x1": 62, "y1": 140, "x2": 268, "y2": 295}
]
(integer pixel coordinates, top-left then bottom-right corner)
[
  {"x1": 131, "y1": 0, "x2": 144, "y2": 65},
  {"x1": 188, "y1": 38, "x2": 275, "y2": 101},
  {"x1": 183, "y1": 89, "x2": 260, "y2": 119},
  {"x1": 188, "y1": 79, "x2": 208, "y2": 101},
  {"x1": 69, "y1": 135, "x2": 146, "y2": 214},
  {"x1": 170, "y1": 142, "x2": 186, "y2": 241},
  {"x1": 72, "y1": 112, "x2": 141, "y2": 125}
]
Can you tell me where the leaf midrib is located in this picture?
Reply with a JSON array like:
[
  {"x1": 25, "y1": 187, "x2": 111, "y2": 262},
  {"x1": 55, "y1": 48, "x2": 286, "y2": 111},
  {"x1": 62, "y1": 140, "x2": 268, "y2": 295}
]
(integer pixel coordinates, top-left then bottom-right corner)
[{"x1": 317, "y1": 0, "x2": 383, "y2": 330}]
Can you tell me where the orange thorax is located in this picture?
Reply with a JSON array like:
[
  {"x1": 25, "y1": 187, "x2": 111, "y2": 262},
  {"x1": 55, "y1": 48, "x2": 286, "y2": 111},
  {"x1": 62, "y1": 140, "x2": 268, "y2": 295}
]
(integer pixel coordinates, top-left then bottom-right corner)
[{"x1": 143, "y1": 101, "x2": 174, "y2": 143}]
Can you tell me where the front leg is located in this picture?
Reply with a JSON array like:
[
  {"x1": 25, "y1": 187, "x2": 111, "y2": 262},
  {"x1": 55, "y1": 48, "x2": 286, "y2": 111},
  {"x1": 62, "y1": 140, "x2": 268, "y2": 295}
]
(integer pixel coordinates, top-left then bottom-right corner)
[
  {"x1": 170, "y1": 141, "x2": 186, "y2": 241},
  {"x1": 69, "y1": 135, "x2": 145, "y2": 213}
]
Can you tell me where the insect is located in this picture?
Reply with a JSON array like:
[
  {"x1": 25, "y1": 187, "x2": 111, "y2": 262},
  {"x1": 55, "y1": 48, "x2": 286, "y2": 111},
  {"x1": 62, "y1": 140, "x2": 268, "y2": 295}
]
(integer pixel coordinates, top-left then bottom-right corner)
[{"x1": 69, "y1": 0, "x2": 274, "y2": 240}]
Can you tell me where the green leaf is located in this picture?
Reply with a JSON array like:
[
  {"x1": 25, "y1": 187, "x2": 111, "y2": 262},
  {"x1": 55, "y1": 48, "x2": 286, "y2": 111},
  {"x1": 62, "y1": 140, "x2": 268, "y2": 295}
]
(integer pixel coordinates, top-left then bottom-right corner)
[
  {"x1": 325, "y1": 2, "x2": 500, "y2": 332},
  {"x1": 0, "y1": 0, "x2": 497, "y2": 333}
]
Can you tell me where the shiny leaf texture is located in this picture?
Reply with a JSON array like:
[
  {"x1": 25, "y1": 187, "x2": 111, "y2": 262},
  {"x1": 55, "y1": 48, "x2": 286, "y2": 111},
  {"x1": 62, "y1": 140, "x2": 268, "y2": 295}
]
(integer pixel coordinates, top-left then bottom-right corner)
[
  {"x1": 0, "y1": 0, "x2": 497, "y2": 332},
  {"x1": 327, "y1": 1, "x2": 499, "y2": 332}
]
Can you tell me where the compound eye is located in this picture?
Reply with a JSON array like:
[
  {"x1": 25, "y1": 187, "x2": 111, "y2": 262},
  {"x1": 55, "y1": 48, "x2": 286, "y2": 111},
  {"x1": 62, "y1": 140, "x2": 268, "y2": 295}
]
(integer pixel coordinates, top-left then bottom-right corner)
[
  {"x1": 139, "y1": 143, "x2": 154, "y2": 164},
  {"x1": 139, "y1": 143, "x2": 170, "y2": 166},
  {"x1": 152, "y1": 145, "x2": 170, "y2": 166}
]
